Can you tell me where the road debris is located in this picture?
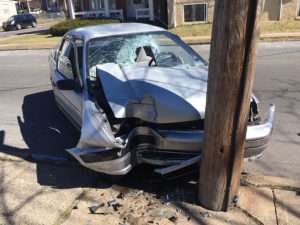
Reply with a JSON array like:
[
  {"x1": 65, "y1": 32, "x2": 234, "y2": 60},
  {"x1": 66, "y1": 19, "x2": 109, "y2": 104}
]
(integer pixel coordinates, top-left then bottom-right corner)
[
  {"x1": 148, "y1": 221, "x2": 154, "y2": 224},
  {"x1": 112, "y1": 203, "x2": 122, "y2": 212},
  {"x1": 89, "y1": 203, "x2": 105, "y2": 214},
  {"x1": 117, "y1": 192, "x2": 125, "y2": 199},
  {"x1": 150, "y1": 208, "x2": 165, "y2": 217},
  {"x1": 225, "y1": 218, "x2": 232, "y2": 222},
  {"x1": 108, "y1": 199, "x2": 116, "y2": 206},
  {"x1": 136, "y1": 190, "x2": 144, "y2": 195},
  {"x1": 168, "y1": 216, "x2": 178, "y2": 223},
  {"x1": 296, "y1": 191, "x2": 300, "y2": 196},
  {"x1": 233, "y1": 196, "x2": 239, "y2": 205},
  {"x1": 164, "y1": 194, "x2": 171, "y2": 205},
  {"x1": 200, "y1": 212, "x2": 212, "y2": 218},
  {"x1": 73, "y1": 205, "x2": 78, "y2": 209}
]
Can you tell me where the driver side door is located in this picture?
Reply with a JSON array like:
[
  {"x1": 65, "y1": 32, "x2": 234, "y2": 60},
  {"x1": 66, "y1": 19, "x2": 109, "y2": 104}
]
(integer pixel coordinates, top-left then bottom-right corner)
[{"x1": 51, "y1": 36, "x2": 83, "y2": 129}]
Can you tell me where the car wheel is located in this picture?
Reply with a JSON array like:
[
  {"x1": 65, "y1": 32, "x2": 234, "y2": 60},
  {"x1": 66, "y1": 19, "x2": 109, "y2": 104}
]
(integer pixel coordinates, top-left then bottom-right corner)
[
  {"x1": 31, "y1": 21, "x2": 36, "y2": 28},
  {"x1": 16, "y1": 23, "x2": 21, "y2": 30}
]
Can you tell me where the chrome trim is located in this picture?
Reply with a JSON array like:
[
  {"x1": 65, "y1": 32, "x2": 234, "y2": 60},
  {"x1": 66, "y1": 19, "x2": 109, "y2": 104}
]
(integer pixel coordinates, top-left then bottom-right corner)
[
  {"x1": 154, "y1": 155, "x2": 201, "y2": 175},
  {"x1": 66, "y1": 148, "x2": 132, "y2": 175},
  {"x1": 137, "y1": 157, "x2": 184, "y2": 166},
  {"x1": 246, "y1": 105, "x2": 275, "y2": 141}
]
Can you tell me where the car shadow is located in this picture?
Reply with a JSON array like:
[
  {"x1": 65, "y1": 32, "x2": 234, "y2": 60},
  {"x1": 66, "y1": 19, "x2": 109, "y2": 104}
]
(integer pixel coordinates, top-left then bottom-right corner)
[
  {"x1": 0, "y1": 90, "x2": 101, "y2": 189},
  {"x1": 0, "y1": 89, "x2": 199, "y2": 203},
  {"x1": 16, "y1": 27, "x2": 50, "y2": 36}
]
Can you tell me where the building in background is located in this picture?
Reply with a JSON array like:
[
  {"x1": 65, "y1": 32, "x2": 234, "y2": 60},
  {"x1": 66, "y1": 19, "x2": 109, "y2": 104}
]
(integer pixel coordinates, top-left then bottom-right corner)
[
  {"x1": 168, "y1": 0, "x2": 300, "y2": 27},
  {"x1": 65, "y1": 0, "x2": 300, "y2": 28},
  {"x1": 66, "y1": 0, "x2": 169, "y2": 27},
  {"x1": 0, "y1": 0, "x2": 17, "y2": 26}
]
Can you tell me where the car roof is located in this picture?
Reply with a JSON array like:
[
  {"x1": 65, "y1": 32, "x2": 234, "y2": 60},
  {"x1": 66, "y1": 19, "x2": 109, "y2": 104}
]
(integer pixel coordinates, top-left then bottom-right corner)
[{"x1": 68, "y1": 23, "x2": 166, "y2": 42}]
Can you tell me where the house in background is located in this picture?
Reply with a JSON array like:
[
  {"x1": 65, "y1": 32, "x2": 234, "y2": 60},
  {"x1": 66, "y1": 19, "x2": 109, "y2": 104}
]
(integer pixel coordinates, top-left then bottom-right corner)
[
  {"x1": 66, "y1": 0, "x2": 300, "y2": 28},
  {"x1": 168, "y1": 0, "x2": 300, "y2": 27},
  {"x1": 0, "y1": 0, "x2": 17, "y2": 26},
  {"x1": 67, "y1": 0, "x2": 169, "y2": 26}
]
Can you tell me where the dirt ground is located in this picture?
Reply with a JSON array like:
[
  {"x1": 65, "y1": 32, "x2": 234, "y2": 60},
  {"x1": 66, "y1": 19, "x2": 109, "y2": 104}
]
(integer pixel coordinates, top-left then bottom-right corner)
[{"x1": 61, "y1": 166, "x2": 256, "y2": 225}]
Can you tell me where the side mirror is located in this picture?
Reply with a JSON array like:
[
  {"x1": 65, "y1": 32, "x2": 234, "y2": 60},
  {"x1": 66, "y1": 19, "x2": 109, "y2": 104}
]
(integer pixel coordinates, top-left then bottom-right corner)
[{"x1": 56, "y1": 79, "x2": 83, "y2": 92}]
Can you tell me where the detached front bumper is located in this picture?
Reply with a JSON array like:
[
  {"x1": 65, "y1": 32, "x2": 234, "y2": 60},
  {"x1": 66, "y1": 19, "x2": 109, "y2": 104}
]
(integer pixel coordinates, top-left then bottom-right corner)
[{"x1": 67, "y1": 105, "x2": 275, "y2": 175}]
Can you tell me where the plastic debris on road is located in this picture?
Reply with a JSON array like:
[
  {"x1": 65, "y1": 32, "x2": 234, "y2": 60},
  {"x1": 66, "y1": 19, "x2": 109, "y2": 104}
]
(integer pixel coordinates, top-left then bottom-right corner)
[
  {"x1": 89, "y1": 203, "x2": 105, "y2": 214},
  {"x1": 200, "y1": 211, "x2": 212, "y2": 218}
]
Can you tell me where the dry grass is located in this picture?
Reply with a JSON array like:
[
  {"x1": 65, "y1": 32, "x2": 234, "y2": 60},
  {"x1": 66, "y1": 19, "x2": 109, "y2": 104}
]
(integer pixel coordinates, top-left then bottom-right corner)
[
  {"x1": 170, "y1": 22, "x2": 212, "y2": 37},
  {"x1": 170, "y1": 19, "x2": 300, "y2": 38},
  {"x1": 37, "y1": 18, "x2": 65, "y2": 25},
  {"x1": 0, "y1": 34, "x2": 60, "y2": 50},
  {"x1": 261, "y1": 19, "x2": 300, "y2": 33},
  {"x1": 0, "y1": 34, "x2": 60, "y2": 44}
]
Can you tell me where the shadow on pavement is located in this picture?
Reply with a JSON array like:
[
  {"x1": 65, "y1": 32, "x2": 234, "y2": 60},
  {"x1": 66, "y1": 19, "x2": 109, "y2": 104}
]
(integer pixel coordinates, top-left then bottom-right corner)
[
  {"x1": 16, "y1": 27, "x2": 50, "y2": 36},
  {"x1": 0, "y1": 90, "x2": 199, "y2": 204},
  {"x1": 0, "y1": 90, "x2": 101, "y2": 189}
]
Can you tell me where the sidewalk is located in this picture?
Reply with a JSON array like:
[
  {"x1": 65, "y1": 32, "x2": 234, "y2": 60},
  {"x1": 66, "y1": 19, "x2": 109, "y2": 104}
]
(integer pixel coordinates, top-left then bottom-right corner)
[{"x1": 57, "y1": 174, "x2": 300, "y2": 225}]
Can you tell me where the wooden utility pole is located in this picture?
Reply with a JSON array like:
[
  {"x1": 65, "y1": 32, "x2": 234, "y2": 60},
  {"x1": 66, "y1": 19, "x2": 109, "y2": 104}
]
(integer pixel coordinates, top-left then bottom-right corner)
[{"x1": 198, "y1": 0, "x2": 265, "y2": 211}]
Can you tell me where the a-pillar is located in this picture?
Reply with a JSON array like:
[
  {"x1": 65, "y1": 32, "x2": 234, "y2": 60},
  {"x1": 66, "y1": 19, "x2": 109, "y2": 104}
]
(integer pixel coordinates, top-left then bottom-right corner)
[
  {"x1": 149, "y1": 0, "x2": 154, "y2": 21},
  {"x1": 104, "y1": 0, "x2": 110, "y2": 18}
]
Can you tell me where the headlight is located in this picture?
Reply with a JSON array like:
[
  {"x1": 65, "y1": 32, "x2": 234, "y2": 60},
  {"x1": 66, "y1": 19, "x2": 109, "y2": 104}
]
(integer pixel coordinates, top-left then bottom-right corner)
[{"x1": 10, "y1": 20, "x2": 15, "y2": 25}]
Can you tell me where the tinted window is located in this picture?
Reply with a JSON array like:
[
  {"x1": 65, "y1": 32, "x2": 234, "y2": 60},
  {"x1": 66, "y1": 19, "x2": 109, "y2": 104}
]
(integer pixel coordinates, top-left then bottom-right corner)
[
  {"x1": 7, "y1": 16, "x2": 15, "y2": 21},
  {"x1": 28, "y1": 14, "x2": 34, "y2": 20},
  {"x1": 20, "y1": 15, "x2": 26, "y2": 21}
]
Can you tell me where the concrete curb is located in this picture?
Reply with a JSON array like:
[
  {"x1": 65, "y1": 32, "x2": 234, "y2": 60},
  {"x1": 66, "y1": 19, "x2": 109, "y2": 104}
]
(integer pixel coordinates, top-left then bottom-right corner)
[
  {"x1": 241, "y1": 173, "x2": 300, "y2": 190},
  {"x1": 181, "y1": 32, "x2": 300, "y2": 41}
]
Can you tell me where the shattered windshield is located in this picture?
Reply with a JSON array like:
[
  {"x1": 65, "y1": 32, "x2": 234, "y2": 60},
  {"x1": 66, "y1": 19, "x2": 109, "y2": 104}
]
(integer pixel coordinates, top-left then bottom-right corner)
[{"x1": 88, "y1": 31, "x2": 206, "y2": 79}]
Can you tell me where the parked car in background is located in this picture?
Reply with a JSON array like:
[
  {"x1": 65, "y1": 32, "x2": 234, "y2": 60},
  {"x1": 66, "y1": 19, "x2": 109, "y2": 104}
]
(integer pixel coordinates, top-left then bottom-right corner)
[
  {"x1": 48, "y1": 23, "x2": 275, "y2": 176},
  {"x1": 31, "y1": 9, "x2": 43, "y2": 15},
  {"x1": 2, "y1": 14, "x2": 36, "y2": 31}
]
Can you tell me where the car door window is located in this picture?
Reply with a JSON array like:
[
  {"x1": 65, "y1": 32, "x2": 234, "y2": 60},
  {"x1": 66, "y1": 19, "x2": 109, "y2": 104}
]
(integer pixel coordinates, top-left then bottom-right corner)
[
  {"x1": 20, "y1": 15, "x2": 26, "y2": 23},
  {"x1": 57, "y1": 40, "x2": 76, "y2": 80}
]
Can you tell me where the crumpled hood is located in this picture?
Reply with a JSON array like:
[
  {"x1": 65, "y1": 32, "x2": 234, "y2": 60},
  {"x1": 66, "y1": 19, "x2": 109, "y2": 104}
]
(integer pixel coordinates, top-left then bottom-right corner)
[{"x1": 97, "y1": 64, "x2": 208, "y2": 123}]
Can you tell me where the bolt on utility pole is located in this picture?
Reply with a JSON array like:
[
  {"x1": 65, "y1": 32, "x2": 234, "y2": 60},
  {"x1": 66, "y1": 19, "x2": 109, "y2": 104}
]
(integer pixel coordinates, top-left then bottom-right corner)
[{"x1": 199, "y1": 0, "x2": 265, "y2": 211}]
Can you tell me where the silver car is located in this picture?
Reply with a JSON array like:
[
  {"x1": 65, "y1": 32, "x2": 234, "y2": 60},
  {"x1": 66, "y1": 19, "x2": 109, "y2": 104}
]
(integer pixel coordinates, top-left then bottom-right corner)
[{"x1": 49, "y1": 23, "x2": 275, "y2": 176}]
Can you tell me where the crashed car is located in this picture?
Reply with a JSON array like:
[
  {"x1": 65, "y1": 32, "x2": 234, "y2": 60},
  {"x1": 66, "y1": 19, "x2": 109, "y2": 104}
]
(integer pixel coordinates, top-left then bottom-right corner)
[{"x1": 49, "y1": 23, "x2": 275, "y2": 176}]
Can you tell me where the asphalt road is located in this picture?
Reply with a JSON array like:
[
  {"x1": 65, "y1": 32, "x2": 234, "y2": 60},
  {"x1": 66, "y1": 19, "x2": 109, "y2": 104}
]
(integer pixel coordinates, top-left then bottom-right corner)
[
  {"x1": 0, "y1": 24, "x2": 51, "y2": 39},
  {"x1": 0, "y1": 41, "x2": 299, "y2": 179}
]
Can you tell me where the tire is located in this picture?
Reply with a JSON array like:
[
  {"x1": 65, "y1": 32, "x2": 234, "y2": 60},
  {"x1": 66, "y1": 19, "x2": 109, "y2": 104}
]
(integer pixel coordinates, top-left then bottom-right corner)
[
  {"x1": 16, "y1": 23, "x2": 21, "y2": 30},
  {"x1": 31, "y1": 21, "x2": 36, "y2": 28}
]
